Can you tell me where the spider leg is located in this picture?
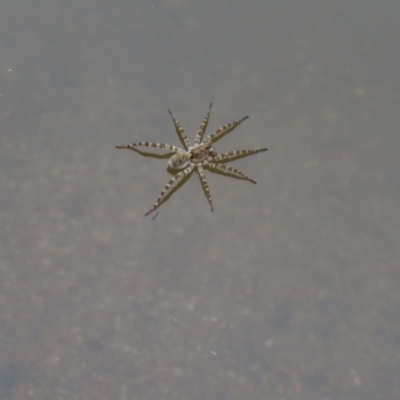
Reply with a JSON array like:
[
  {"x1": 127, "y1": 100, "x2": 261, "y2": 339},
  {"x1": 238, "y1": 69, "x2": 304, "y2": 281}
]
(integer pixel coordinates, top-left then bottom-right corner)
[
  {"x1": 144, "y1": 165, "x2": 193, "y2": 216},
  {"x1": 196, "y1": 165, "x2": 213, "y2": 212},
  {"x1": 213, "y1": 148, "x2": 268, "y2": 162},
  {"x1": 204, "y1": 115, "x2": 249, "y2": 145},
  {"x1": 116, "y1": 142, "x2": 181, "y2": 153},
  {"x1": 195, "y1": 102, "x2": 212, "y2": 144},
  {"x1": 168, "y1": 109, "x2": 191, "y2": 150},
  {"x1": 207, "y1": 162, "x2": 257, "y2": 184}
]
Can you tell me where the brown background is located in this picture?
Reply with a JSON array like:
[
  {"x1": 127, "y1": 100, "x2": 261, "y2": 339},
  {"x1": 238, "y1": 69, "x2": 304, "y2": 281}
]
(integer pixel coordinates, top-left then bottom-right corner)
[{"x1": 0, "y1": 1, "x2": 399, "y2": 399}]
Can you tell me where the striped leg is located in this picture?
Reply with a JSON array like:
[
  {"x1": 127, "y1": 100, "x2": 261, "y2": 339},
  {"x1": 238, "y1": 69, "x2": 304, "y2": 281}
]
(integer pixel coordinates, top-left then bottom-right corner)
[
  {"x1": 116, "y1": 142, "x2": 181, "y2": 153},
  {"x1": 168, "y1": 109, "x2": 191, "y2": 150},
  {"x1": 208, "y1": 162, "x2": 257, "y2": 184},
  {"x1": 195, "y1": 103, "x2": 212, "y2": 144},
  {"x1": 144, "y1": 165, "x2": 193, "y2": 216},
  {"x1": 213, "y1": 148, "x2": 268, "y2": 162},
  {"x1": 205, "y1": 115, "x2": 249, "y2": 145},
  {"x1": 196, "y1": 165, "x2": 213, "y2": 212}
]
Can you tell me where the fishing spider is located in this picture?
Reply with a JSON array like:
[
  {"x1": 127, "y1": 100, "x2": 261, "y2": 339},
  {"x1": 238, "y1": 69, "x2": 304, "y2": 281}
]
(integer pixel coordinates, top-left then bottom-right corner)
[{"x1": 116, "y1": 103, "x2": 267, "y2": 216}]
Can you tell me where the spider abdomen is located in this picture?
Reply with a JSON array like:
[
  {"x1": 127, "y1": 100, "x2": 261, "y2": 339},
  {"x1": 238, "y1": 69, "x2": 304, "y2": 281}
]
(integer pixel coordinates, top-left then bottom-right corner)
[{"x1": 168, "y1": 151, "x2": 191, "y2": 169}]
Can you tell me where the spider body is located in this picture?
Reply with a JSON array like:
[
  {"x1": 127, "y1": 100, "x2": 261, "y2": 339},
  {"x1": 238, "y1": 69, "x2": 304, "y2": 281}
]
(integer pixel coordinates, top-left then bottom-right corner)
[
  {"x1": 189, "y1": 142, "x2": 217, "y2": 162},
  {"x1": 168, "y1": 150, "x2": 191, "y2": 169},
  {"x1": 116, "y1": 103, "x2": 267, "y2": 216}
]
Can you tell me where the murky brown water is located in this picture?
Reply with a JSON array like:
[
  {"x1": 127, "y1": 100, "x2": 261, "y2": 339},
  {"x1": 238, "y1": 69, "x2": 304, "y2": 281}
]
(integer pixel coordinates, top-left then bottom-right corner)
[{"x1": 0, "y1": 1, "x2": 399, "y2": 399}]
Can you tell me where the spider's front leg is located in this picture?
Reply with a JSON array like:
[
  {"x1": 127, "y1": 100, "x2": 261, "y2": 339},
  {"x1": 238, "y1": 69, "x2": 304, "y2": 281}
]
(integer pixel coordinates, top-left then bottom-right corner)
[
  {"x1": 213, "y1": 148, "x2": 268, "y2": 162},
  {"x1": 205, "y1": 115, "x2": 249, "y2": 145},
  {"x1": 195, "y1": 102, "x2": 212, "y2": 144},
  {"x1": 168, "y1": 109, "x2": 191, "y2": 150},
  {"x1": 207, "y1": 162, "x2": 257, "y2": 184}
]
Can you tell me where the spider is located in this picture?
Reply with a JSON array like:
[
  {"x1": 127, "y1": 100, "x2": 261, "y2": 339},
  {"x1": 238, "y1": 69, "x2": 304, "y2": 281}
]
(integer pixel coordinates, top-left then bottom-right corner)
[{"x1": 116, "y1": 103, "x2": 267, "y2": 216}]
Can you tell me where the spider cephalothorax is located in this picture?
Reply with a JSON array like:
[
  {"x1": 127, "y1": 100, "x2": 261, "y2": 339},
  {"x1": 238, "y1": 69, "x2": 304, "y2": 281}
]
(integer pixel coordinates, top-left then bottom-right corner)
[{"x1": 116, "y1": 103, "x2": 267, "y2": 215}]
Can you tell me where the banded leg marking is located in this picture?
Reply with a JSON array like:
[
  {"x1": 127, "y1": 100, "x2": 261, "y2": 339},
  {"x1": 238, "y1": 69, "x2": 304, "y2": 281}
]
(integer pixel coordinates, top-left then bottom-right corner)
[
  {"x1": 168, "y1": 109, "x2": 191, "y2": 150},
  {"x1": 144, "y1": 165, "x2": 193, "y2": 216},
  {"x1": 213, "y1": 148, "x2": 268, "y2": 162},
  {"x1": 208, "y1": 162, "x2": 256, "y2": 184},
  {"x1": 206, "y1": 116, "x2": 249, "y2": 144},
  {"x1": 116, "y1": 142, "x2": 180, "y2": 152},
  {"x1": 196, "y1": 165, "x2": 213, "y2": 212},
  {"x1": 195, "y1": 102, "x2": 212, "y2": 144}
]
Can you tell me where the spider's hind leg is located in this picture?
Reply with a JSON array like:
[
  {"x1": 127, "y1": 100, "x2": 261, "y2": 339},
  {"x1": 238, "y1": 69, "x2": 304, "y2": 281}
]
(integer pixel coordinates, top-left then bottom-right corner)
[
  {"x1": 116, "y1": 142, "x2": 180, "y2": 152},
  {"x1": 144, "y1": 165, "x2": 193, "y2": 216}
]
